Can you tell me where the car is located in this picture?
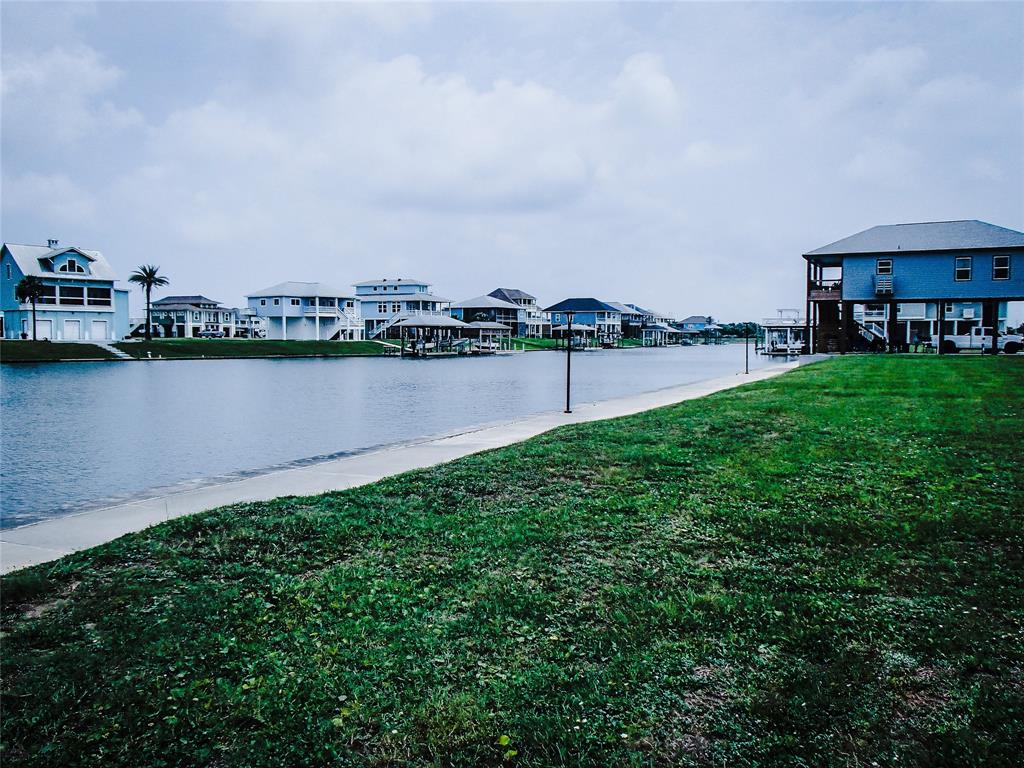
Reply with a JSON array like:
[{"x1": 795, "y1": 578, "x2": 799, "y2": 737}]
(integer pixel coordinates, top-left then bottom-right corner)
[{"x1": 197, "y1": 329, "x2": 226, "y2": 338}]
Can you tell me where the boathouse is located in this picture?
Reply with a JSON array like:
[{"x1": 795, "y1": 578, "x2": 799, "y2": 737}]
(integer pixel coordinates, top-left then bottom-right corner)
[{"x1": 803, "y1": 220, "x2": 1024, "y2": 354}]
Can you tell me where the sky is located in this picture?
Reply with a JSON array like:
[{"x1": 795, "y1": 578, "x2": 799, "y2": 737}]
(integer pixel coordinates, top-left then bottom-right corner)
[{"x1": 2, "y1": 1, "x2": 1022, "y2": 322}]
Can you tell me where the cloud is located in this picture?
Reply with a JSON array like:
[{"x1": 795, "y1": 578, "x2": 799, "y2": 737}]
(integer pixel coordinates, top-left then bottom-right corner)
[
  {"x1": 2, "y1": 172, "x2": 98, "y2": 226},
  {"x1": 1, "y1": 45, "x2": 142, "y2": 146}
]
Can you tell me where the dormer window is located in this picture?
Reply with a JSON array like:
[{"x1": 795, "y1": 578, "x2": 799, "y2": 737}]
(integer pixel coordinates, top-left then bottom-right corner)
[{"x1": 59, "y1": 258, "x2": 86, "y2": 273}]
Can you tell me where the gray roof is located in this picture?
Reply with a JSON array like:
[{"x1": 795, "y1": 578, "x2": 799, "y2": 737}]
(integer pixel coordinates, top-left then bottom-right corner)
[
  {"x1": 604, "y1": 301, "x2": 642, "y2": 315},
  {"x1": 805, "y1": 220, "x2": 1024, "y2": 257},
  {"x1": 153, "y1": 295, "x2": 220, "y2": 306},
  {"x1": 451, "y1": 294, "x2": 522, "y2": 310},
  {"x1": 680, "y1": 315, "x2": 711, "y2": 324},
  {"x1": 488, "y1": 287, "x2": 535, "y2": 303},
  {"x1": 352, "y1": 277, "x2": 429, "y2": 287},
  {"x1": 247, "y1": 281, "x2": 354, "y2": 299},
  {"x1": 394, "y1": 315, "x2": 469, "y2": 329},
  {"x1": 467, "y1": 321, "x2": 512, "y2": 330},
  {"x1": 2, "y1": 243, "x2": 120, "y2": 282}
]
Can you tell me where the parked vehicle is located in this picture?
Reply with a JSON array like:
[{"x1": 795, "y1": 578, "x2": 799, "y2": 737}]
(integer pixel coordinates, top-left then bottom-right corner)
[
  {"x1": 197, "y1": 329, "x2": 225, "y2": 338},
  {"x1": 930, "y1": 326, "x2": 1023, "y2": 354}
]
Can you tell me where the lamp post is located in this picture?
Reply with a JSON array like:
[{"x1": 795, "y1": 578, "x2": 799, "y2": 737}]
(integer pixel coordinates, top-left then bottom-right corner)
[{"x1": 564, "y1": 311, "x2": 575, "y2": 413}]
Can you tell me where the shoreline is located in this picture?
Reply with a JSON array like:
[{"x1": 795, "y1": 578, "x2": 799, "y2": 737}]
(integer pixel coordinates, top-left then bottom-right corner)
[{"x1": 0, "y1": 359, "x2": 806, "y2": 573}]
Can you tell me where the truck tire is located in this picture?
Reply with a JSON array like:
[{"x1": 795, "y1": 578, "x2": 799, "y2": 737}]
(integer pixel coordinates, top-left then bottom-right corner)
[
  {"x1": 941, "y1": 340, "x2": 959, "y2": 354},
  {"x1": 1004, "y1": 341, "x2": 1021, "y2": 355}
]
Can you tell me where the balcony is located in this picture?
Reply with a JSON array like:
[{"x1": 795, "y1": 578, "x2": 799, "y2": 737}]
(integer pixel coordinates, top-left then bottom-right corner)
[
  {"x1": 303, "y1": 306, "x2": 341, "y2": 317},
  {"x1": 808, "y1": 280, "x2": 842, "y2": 301}
]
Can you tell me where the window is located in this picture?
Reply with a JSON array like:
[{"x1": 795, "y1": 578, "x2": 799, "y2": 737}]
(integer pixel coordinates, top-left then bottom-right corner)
[
  {"x1": 993, "y1": 255, "x2": 1010, "y2": 280},
  {"x1": 58, "y1": 285, "x2": 84, "y2": 305},
  {"x1": 391, "y1": 302, "x2": 401, "y2": 313},
  {"x1": 260, "y1": 299, "x2": 266, "y2": 306},
  {"x1": 86, "y1": 287, "x2": 111, "y2": 306},
  {"x1": 345, "y1": 301, "x2": 353, "y2": 309},
  {"x1": 944, "y1": 302, "x2": 954, "y2": 314},
  {"x1": 5, "y1": 264, "x2": 10, "y2": 279},
  {"x1": 290, "y1": 298, "x2": 300, "y2": 306},
  {"x1": 58, "y1": 258, "x2": 86, "y2": 273},
  {"x1": 876, "y1": 259, "x2": 892, "y2": 275},
  {"x1": 377, "y1": 302, "x2": 388, "y2": 313},
  {"x1": 373, "y1": 286, "x2": 378, "y2": 291},
  {"x1": 193, "y1": 312, "x2": 200, "y2": 320},
  {"x1": 35, "y1": 284, "x2": 57, "y2": 304},
  {"x1": 954, "y1": 256, "x2": 972, "y2": 281},
  {"x1": 273, "y1": 298, "x2": 280, "y2": 305}
]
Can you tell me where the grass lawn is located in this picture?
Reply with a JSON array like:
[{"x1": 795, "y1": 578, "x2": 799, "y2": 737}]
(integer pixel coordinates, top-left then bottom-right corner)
[
  {"x1": 2, "y1": 357, "x2": 1022, "y2": 767},
  {"x1": 512, "y1": 336, "x2": 561, "y2": 350},
  {"x1": 113, "y1": 339, "x2": 384, "y2": 359},
  {"x1": 0, "y1": 340, "x2": 120, "y2": 363}
]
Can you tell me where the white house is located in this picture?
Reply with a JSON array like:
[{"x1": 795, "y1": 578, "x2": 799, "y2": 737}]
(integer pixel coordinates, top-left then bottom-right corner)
[
  {"x1": 354, "y1": 278, "x2": 449, "y2": 339},
  {"x1": 246, "y1": 282, "x2": 361, "y2": 340},
  {"x1": 1, "y1": 240, "x2": 130, "y2": 340}
]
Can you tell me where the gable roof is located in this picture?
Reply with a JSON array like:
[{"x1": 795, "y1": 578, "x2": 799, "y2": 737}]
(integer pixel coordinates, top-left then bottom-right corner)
[
  {"x1": 805, "y1": 220, "x2": 1024, "y2": 257},
  {"x1": 543, "y1": 297, "x2": 620, "y2": 313},
  {"x1": 247, "y1": 281, "x2": 354, "y2": 299},
  {"x1": 604, "y1": 301, "x2": 642, "y2": 316},
  {"x1": 451, "y1": 294, "x2": 522, "y2": 310},
  {"x1": 2, "y1": 243, "x2": 119, "y2": 281},
  {"x1": 488, "y1": 287, "x2": 535, "y2": 302},
  {"x1": 680, "y1": 315, "x2": 710, "y2": 324},
  {"x1": 153, "y1": 295, "x2": 220, "y2": 306}
]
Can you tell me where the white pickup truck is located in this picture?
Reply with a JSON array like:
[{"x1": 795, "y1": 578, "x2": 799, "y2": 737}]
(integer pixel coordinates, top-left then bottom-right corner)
[{"x1": 933, "y1": 326, "x2": 1023, "y2": 354}]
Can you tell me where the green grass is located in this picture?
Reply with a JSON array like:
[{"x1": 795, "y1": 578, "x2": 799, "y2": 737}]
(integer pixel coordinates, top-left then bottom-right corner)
[
  {"x1": 113, "y1": 339, "x2": 384, "y2": 359},
  {"x1": 0, "y1": 340, "x2": 120, "y2": 363},
  {"x1": 512, "y1": 336, "x2": 561, "y2": 350},
  {"x1": 2, "y1": 357, "x2": 1022, "y2": 767}
]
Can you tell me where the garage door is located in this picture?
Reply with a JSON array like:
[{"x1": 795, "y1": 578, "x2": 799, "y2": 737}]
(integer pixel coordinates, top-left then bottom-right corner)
[
  {"x1": 64, "y1": 319, "x2": 81, "y2": 340},
  {"x1": 90, "y1": 320, "x2": 108, "y2": 340},
  {"x1": 35, "y1": 319, "x2": 53, "y2": 340}
]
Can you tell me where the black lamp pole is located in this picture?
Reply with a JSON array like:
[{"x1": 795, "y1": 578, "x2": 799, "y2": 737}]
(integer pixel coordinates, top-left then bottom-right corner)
[
  {"x1": 565, "y1": 311, "x2": 575, "y2": 413},
  {"x1": 745, "y1": 326, "x2": 750, "y2": 374}
]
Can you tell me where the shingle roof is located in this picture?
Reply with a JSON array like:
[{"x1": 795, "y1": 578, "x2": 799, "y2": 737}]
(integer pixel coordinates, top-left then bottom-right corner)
[
  {"x1": 543, "y1": 298, "x2": 620, "y2": 313},
  {"x1": 488, "y1": 287, "x2": 535, "y2": 302},
  {"x1": 604, "y1": 301, "x2": 642, "y2": 315},
  {"x1": 153, "y1": 295, "x2": 220, "y2": 306},
  {"x1": 680, "y1": 315, "x2": 710, "y2": 324},
  {"x1": 450, "y1": 294, "x2": 522, "y2": 310},
  {"x1": 2, "y1": 243, "x2": 119, "y2": 281},
  {"x1": 805, "y1": 220, "x2": 1024, "y2": 257},
  {"x1": 247, "y1": 281, "x2": 354, "y2": 299}
]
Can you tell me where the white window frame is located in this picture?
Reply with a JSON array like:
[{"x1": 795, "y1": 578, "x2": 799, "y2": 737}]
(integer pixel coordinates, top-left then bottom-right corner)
[
  {"x1": 876, "y1": 258, "x2": 892, "y2": 275},
  {"x1": 954, "y1": 256, "x2": 972, "y2": 282},
  {"x1": 992, "y1": 255, "x2": 1010, "y2": 281}
]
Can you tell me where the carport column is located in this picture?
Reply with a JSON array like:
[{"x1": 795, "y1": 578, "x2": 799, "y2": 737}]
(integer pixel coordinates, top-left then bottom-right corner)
[
  {"x1": 839, "y1": 301, "x2": 849, "y2": 354},
  {"x1": 937, "y1": 301, "x2": 946, "y2": 354},
  {"x1": 988, "y1": 299, "x2": 999, "y2": 355},
  {"x1": 314, "y1": 297, "x2": 320, "y2": 341},
  {"x1": 887, "y1": 300, "x2": 899, "y2": 352}
]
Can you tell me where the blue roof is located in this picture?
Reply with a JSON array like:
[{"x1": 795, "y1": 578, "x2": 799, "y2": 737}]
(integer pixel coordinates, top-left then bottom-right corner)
[
  {"x1": 543, "y1": 297, "x2": 620, "y2": 313},
  {"x1": 805, "y1": 220, "x2": 1024, "y2": 257}
]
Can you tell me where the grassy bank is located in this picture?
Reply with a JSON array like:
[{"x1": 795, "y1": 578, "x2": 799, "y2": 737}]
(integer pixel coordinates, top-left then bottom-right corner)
[
  {"x1": 2, "y1": 357, "x2": 1022, "y2": 766},
  {"x1": 0, "y1": 340, "x2": 120, "y2": 363},
  {"x1": 113, "y1": 339, "x2": 384, "y2": 359}
]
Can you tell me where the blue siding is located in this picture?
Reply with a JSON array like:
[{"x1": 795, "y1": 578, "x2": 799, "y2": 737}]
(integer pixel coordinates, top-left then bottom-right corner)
[{"x1": 842, "y1": 250, "x2": 1024, "y2": 301}]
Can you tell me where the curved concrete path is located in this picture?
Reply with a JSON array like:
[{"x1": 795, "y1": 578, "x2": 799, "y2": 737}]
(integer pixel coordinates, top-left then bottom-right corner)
[{"x1": 1, "y1": 361, "x2": 801, "y2": 573}]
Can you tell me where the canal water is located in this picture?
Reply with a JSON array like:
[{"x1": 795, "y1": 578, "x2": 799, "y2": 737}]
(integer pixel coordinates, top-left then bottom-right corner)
[{"x1": 0, "y1": 344, "x2": 773, "y2": 528}]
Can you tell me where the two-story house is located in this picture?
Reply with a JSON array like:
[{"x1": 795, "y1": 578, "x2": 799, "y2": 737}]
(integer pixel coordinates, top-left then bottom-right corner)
[
  {"x1": 354, "y1": 278, "x2": 449, "y2": 339},
  {"x1": 247, "y1": 282, "x2": 361, "y2": 340},
  {"x1": 487, "y1": 288, "x2": 546, "y2": 337},
  {"x1": 544, "y1": 298, "x2": 622, "y2": 344},
  {"x1": 1, "y1": 240, "x2": 129, "y2": 340},
  {"x1": 804, "y1": 220, "x2": 1024, "y2": 353},
  {"x1": 449, "y1": 294, "x2": 524, "y2": 332},
  {"x1": 148, "y1": 295, "x2": 246, "y2": 338}
]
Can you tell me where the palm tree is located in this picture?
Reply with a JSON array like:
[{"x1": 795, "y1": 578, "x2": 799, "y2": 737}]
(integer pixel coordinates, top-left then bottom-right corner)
[
  {"x1": 15, "y1": 275, "x2": 47, "y2": 341},
  {"x1": 129, "y1": 265, "x2": 169, "y2": 341}
]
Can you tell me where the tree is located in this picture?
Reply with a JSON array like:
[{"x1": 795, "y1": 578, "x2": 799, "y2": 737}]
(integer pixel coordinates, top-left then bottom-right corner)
[
  {"x1": 129, "y1": 265, "x2": 169, "y2": 341},
  {"x1": 15, "y1": 275, "x2": 47, "y2": 341}
]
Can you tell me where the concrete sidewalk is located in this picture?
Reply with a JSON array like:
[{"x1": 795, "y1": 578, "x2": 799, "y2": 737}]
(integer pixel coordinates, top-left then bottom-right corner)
[{"x1": 1, "y1": 361, "x2": 801, "y2": 573}]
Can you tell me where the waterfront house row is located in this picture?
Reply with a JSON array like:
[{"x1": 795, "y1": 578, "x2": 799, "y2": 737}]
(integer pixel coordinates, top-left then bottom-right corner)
[
  {"x1": 804, "y1": 220, "x2": 1024, "y2": 353},
  {"x1": 1, "y1": 241, "x2": 129, "y2": 340},
  {"x1": 136, "y1": 295, "x2": 265, "y2": 338}
]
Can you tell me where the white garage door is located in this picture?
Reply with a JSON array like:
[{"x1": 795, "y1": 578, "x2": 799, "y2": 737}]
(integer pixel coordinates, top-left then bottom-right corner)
[
  {"x1": 90, "y1": 320, "x2": 108, "y2": 340},
  {"x1": 64, "y1": 319, "x2": 81, "y2": 340},
  {"x1": 35, "y1": 319, "x2": 53, "y2": 340}
]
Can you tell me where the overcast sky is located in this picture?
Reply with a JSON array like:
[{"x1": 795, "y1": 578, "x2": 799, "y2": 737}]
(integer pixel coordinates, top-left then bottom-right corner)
[{"x1": 2, "y1": 1, "x2": 1022, "y2": 321}]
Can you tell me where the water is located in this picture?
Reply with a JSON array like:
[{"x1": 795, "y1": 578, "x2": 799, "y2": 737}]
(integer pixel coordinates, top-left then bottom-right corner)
[{"x1": 0, "y1": 344, "x2": 772, "y2": 527}]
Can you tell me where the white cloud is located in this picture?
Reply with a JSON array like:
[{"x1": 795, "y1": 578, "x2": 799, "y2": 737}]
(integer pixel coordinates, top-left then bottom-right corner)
[{"x1": 2, "y1": 172, "x2": 98, "y2": 226}]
